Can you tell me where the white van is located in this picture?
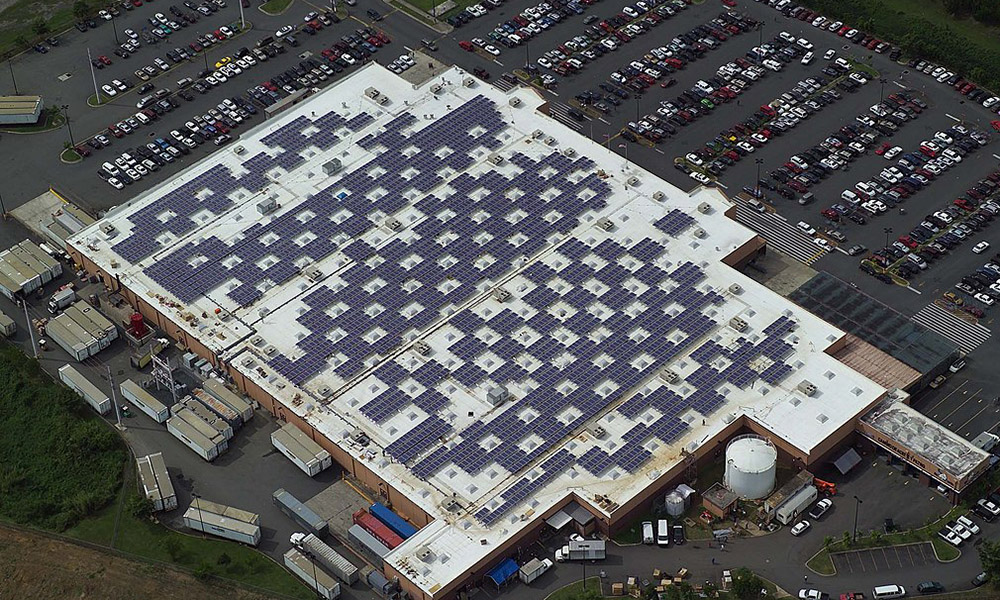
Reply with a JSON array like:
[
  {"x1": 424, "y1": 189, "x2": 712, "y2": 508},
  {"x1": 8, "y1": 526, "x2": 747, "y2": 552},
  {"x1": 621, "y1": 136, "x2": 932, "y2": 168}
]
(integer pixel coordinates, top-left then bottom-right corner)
[
  {"x1": 656, "y1": 519, "x2": 671, "y2": 547},
  {"x1": 641, "y1": 521, "x2": 654, "y2": 545},
  {"x1": 872, "y1": 584, "x2": 906, "y2": 599}
]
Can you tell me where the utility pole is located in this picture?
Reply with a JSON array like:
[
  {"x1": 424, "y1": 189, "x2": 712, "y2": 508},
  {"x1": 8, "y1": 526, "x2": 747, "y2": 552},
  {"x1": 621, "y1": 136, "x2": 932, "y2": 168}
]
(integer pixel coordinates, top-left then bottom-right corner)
[
  {"x1": 238, "y1": 0, "x2": 245, "y2": 31},
  {"x1": 61, "y1": 104, "x2": 75, "y2": 147},
  {"x1": 852, "y1": 495, "x2": 863, "y2": 542},
  {"x1": 754, "y1": 158, "x2": 764, "y2": 197},
  {"x1": 108, "y1": 365, "x2": 125, "y2": 430},
  {"x1": 87, "y1": 47, "x2": 101, "y2": 102},
  {"x1": 7, "y1": 58, "x2": 18, "y2": 95},
  {"x1": 22, "y1": 298, "x2": 37, "y2": 358},
  {"x1": 111, "y1": 14, "x2": 120, "y2": 45}
]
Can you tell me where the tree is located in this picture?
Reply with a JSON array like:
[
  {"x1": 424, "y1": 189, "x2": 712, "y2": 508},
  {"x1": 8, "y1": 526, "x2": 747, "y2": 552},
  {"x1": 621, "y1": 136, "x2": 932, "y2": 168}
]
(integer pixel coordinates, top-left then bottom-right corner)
[
  {"x1": 731, "y1": 567, "x2": 764, "y2": 600},
  {"x1": 869, "y1": 529, "x2": 883, "y2": 545},
  {"x1": 822, "y1": 535, "x2": 834, "y2": 549},
  {"x1": 841, "y1": 531, "x2": 852, "y2": 547},
  {"x1": 978, "y1": 539, "x2": 1000, "y2": 585},
  {"x1": 32, "y1": 19, "x2": 48, "y2": 35},
  {"x1": 72, "y1": 0, "x2": 89, "y2": 18},
  {"x1": 126, "y1": 494, "x2": 153, "y2": 519}
]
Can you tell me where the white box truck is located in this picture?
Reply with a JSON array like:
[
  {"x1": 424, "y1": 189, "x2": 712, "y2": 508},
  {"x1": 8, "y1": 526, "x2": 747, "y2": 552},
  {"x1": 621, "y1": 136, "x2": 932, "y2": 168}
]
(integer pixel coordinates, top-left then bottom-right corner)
[
  {"x1": 518, "y1": 558, "x2": 554, "y2": 584},
  {"x1": 271, "y1": 422, "x2": 333, "y2": 476},
  {"x1": 120, "y1": 379, "x2": 171, "y2": 423},
  {"x1": 183, "y1": 498, "x2": 260, "y2": 545}
]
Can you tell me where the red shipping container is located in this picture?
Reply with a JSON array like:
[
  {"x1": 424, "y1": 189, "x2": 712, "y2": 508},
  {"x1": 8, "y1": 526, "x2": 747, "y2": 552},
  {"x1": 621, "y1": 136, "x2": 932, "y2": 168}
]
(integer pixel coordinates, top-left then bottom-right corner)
[{"x1": 353, "y1": 509, "x2": 403, "y2": 549}]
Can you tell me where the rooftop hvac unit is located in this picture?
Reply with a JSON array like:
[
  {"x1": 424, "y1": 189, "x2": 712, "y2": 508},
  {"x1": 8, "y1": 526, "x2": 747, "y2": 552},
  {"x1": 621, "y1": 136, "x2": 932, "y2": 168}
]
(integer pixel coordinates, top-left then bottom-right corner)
[
  {"x1": 697, "y1": 202, "x2": 712, "y2": 214},
  {"x1": 660, "y1": 369, "x2": 680, "y2": 383},
  {"x1": 440, "y1": 498, "x2": 463, "y2": 513},
  {"x1": 241, "y1": 356, "x2": 254, "y2": 367},
  {"x1": 430, "y1": 83, "x2": 443, "y2": 94},
  {"x1": 728, "y1": 283, "x2": 743, "y2": 294},
  {"x1": 366, "y1": 87, "x2": 382, "y2": 99},
  {"x1": 234, "y1": 145, "x2": 246, "y2": 155},
  {"x1": 544, "y1": 136, "x2": 556, "y2": 146},
  {"x1": 305, "y1": 267, "x2": 323, "y2": 282},
  {"x1": 263, "y1": 345, "x2": 278, "y2": 356},
  {"x1": 322, "y1": 158, "x2": 343, "y2": 176},
  {"x1": 351, "y1": 429, "x2": 370, "y2": 445},
  {"x1": 487, "y1": 386, "x2": 510, "y2": 405},
  {"x1": 416, "y1": 546, "x2": 435, "y2": 563},
  {"x1": 653, "y1": 191, "x2": 665, "y2": 201},
  {"x1": 493, "y1": 287, "x2": 511, "y2": 302},
  {"x1": 729, "y1": 316, "x2": 748, "y2": 332},
  {"x1": 597, "y1": 217, "x2": 614, "y2": 231},
  {"x1": 317, "y1": 385, "x2": 333, "y2": 398},
  {"x1": 385, "y1": 217, "x2": 402, "y2": 231},
  {"x1": 532, "y1": 129, "x2": 544, "y2": 139},
  {"x1": 463, "y1": 77, "x2": 475, "y2": 87},
  {"x1": 509, "y1": 97, "x2": 522, "y2": 107},
  {"x1": 693, "y1": 227, "x2": 706, "y2": 238},
  {"x1": 257, "y1": 197, "x2": 278, "y2": 215},
  {"x1": 590, "y1": 425, "x2": 606, "y2": 439},
  {"x1": 101, "y1": 223, "x2": 118, "y2": 238},
  {"x1": 490, "y1": 155, "x2": 504, "y2": 165},
  {"x1": 250, "y1": 335, "x2": 264, "y2": 346},
  {"x1": 413, "y1": 340, "x2": 431, "y2": 355},
  {"x1": 563, "y1": 148, "x2": 576, "y2": 157},
  {"x1": 797, "y1": 380, "x2": 817, "y2": 397},
  {"x1": 626, "y1": 176, "x2": 639, "y2": 185}
]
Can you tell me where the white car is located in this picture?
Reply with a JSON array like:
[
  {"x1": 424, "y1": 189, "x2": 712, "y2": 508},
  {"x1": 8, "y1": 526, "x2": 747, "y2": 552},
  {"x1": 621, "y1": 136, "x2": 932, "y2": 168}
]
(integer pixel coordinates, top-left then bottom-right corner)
[
  {"x1": 797, "y1": 221, "x2": 816, "y2": 236},
  {"x1": 974, "y1": 241, "x2": 991, "y2": 254},
  {"x1": 949, "y1": 522, "x2": 973, "y2": 541},
  {"x1": 979, "y1": 499, "x2": 1000, "y2": 515},
  {"x1": 957, "y1": 515, "x2": 980, "y2": 534},
  {"x1": 974, "y1": 293, "x2": 996, "y2": 306},
  {"x1": 798, "y1": 590, "x2": 822, "y2": 600},
  {"x1": 690, "y1": 171, "x2": 712, "y2": 185},
  {"x1": 101, "y1": 84, "x2": 118, "y2": 97},
  {"x1": 938, "y1": 528, "x2": 963, "y2": 547},
  {"x1": 537, "y1": 57, "x2": 552, "y2": 69},
  {"x1": 791, "y1": 520, "x2": 811, "y2": 536},
  {"x1": 483, "y1": 44, "x2": 500, "y2": 56},
  {"x1": 883, "y1": 146, "x2": 902, "y2": 160},
  {"x1": 801, "y1": 51, "x2": 814, "y2": 65},
  {"x1": 685, "y1": 153, "x2": 704, "y2": 167},
  {"x1": 814, "y1": 238, "x2": 834, "y2": 251},
  {"x1": 108, "y1": 177, "x2": 124, "y2": 190},
  {"x1": 943, "y1": 148, "x2": 963, "y2": 163},
  {"x1": 275, "y1": 24, "x2": 294, "y2": 38}
]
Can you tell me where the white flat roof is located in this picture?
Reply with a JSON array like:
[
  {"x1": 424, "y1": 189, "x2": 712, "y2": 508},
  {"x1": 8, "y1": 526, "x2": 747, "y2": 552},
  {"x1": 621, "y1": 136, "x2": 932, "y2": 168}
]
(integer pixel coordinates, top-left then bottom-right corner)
[{"x1": 70, "y1": 64, "x2": 887, "y2": 596}]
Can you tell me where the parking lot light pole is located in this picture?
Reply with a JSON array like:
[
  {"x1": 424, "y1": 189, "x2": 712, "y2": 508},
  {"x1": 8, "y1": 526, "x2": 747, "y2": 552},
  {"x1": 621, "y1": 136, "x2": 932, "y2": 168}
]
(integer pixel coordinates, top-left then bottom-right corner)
[
  {"x1": 879, "y1": 77, "x2": 887, "y2": 104},
  {"x1": 60, "y1": 104, "x2": 75, "y2": 147},
  {"x1": 754, "y1": 158, "x2": 764, "y2": 196},
  {"x1": 111, "y1": 14, "x2": 120, "y2": 45},
  {"x1": 883, "y1": 227, "x2": 892, "y2": 250},
  {"x1": 238, "y1": 0, "x2": 246, "y2": 31},
  {"x1": 852, "y1": 495, "x2": 863, "y2": 543},
  {"x1": 86, "y1": 48, "x2": 101, "y2": 102},
  {"x1": 7, "y1": 59, "x2": 17, "y2": 95}
]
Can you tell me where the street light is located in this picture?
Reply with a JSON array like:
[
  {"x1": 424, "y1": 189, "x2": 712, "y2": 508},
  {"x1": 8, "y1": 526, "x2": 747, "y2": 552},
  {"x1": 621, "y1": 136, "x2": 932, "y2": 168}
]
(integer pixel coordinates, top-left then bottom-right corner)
[
  {"x1": 852, "y1": 495, "x2": 863, "y2": 543},
  {"x1": 754, "y1": 158, "x2": 764, "y2": 196},
  {"x1": 302, "y1": 549, "x2": 322, "y2": 599},
  {"x1": 110, "y1": 13, "x2": 120, "y2": 45},
  {"x1": 879, "y1": 77, "x2": 887, "y2": 104},
  {"x1": 7, "y1": 58, "x2": 18, "y2": 95},
  {"x1": 60, "y1": 104, "x2": 75, "y2": 147},
  {"x1": 192, "y1": 492, "x2": 206, "y2": 537},
  {"x1": 883, "y1": 227, "x2": 892, "y2": 250}
]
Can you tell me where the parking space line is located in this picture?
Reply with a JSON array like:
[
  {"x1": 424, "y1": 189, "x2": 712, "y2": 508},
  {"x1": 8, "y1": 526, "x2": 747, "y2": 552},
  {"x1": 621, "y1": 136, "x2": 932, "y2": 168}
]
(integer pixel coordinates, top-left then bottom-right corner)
[
  {"x1": 945, "y1": 113, "x2": 961, "y2": 122},
  {"x1": 926, "y1": 379, "x2": 969, "y2": 413},
  {"x1": 939, "y1": 387, "x2": 982, "y2": 421},
  {"x1": 955, "y1": 400, "x2": 998, "y2": 435}
]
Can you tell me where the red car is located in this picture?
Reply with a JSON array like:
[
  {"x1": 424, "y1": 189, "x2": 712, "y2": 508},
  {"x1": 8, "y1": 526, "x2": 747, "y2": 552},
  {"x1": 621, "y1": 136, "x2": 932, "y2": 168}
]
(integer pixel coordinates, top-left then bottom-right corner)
[
  {"x1": 98, "y1": 54, "x2": 112, "y2": 65},
  {"x1": 955, "y1": 197, "x2": 975, "y2": 210},
  {"x1": 376, "y1": 31, "x2": 390, "y2": 44},
  {"x1": 821, "y1": 208, "x2": 840, "y2": 221},
  {"x1": 721, "y1": 0, "x2": 736, "y2": 5},
  {"x1": 875, "y1": 142, "x2": 889, "y2": 155},
  {"x1": 131, "y1": 0, "x2": 141, "y2": 6},
  {"x1": 459, "y1": 40, "x2": 474, "y2": 51},
  {"x1": 787, "y1": 180, "x2": 808, "y2": 193},
  {"x1": 898, "y1": 236, "x2": 918, "y2": 249},
  {"x1": 107, "y1": 125, "x2": 124, "y2": 138},
  {"x1": 75, "y1": 145, "x2": 91, "y2": 157}
]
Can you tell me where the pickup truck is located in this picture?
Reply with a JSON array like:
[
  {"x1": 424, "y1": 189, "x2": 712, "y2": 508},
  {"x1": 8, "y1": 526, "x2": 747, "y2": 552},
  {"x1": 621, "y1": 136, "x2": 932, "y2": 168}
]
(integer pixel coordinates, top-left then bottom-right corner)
[{"x1": 808, "y1": 498, "x2": 832, "y2": 520}]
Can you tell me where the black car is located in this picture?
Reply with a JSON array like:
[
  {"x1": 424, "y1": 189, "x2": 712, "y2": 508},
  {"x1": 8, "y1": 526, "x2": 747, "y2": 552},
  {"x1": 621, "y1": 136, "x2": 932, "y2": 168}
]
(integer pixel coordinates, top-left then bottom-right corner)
[
  {"x1": 75, "y1": 21, "x2": 88, "y2": 32},
  {"x1": 33, "y1": 43, "x2": 47, "y2": 53},
  {"x1": 367, "y1": 8, "x2": 382, "y2": 20},
  {"x1": 671, "y1": 524, "x2": 685, "y2": 545}
]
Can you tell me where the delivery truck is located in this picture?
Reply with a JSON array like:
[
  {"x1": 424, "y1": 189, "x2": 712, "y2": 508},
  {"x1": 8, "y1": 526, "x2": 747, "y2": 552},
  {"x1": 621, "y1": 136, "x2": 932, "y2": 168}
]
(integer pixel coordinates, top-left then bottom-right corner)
[
  {"x1": 290, "y1": 532, "x2": 359, "y2": 584},
  {"x1": 519, "y1": 558, "x2": 554, "y2": 584}
]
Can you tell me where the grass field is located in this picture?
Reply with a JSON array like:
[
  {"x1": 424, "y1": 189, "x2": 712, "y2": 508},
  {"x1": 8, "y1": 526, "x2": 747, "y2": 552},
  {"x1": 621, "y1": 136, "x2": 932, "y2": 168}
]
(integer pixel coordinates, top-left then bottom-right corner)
[
  {"x1": 879, "y1": 0, "x2": 1000, "y2": 51},
  {"x1": 260, "y1": 0, "x2": 293, "y2": 16},
  {"x1": 405, "y1": 0, "x2": 473, "y2": 19},
  {"x1": 65, "y1": 481, "x2": 313, "y2": 599}
]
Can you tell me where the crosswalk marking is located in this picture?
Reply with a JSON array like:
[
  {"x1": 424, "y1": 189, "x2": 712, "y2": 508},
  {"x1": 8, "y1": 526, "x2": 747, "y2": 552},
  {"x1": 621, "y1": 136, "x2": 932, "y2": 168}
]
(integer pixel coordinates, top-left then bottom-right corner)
[
  {"x1": 732, "y1": 201, "x2": 827, "y2": 265},
  {"x1": 493, "y1": 76, "x2": 517, "y2": 93},
  {"x1": 546, "y1": 102, "x2": 583, "y2": 132},
  {"x1": 912, "y1": 303, "x2": 991, "y2": 353}
]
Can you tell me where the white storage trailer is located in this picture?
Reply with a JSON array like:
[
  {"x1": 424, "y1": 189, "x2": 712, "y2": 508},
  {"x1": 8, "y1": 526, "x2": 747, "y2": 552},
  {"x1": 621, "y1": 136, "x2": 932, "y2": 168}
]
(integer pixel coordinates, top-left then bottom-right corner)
[
  {"x1": 191, "y1": 388, "x2": 241, "y2": 428},
  {"x1": 176, "y1": 396, "x2": 233, "y2": 440},
  {"x1": 183, "y1": 498, "x2": 261, "y2": 545},
  {"x1": 284, "y1": 548, "x2": 342, "y2": 599},
  {"x1": 58, "y1": 364, "x2": 111, "y2": 415},
  {"x1": 46, "y1": 314, "x2": 97, "y2": 360},
  {"x1": 775, "y1": 485, "x2": 818, "y2": 525},
  {"x1": 290, "y1": 532, "x2": 358, "y2": 585},
  {"x1": 271, "y1": 422, "x2": 333, "y2": 477},
  {"x1": 202, "y1": 379, "x2": 254, "y2": 423},
  {"x1": 136, "y1": 452, "x2": 177, "y2": 512},
  {"x1": 0, "y1": 309, "x2": 15, "y2": 337},
  {"x1": 120, "y1": 379, "x2": 171, "y2": 423},
  {"x1": 166, "y1": 411, "x2": 228, "y2": 461},
  {"x1": 274, "y1": 489, "x2": 328, "y2": 537},
  {"x1": 63, "y1": 302, "x2": 117, "y2": 350}
]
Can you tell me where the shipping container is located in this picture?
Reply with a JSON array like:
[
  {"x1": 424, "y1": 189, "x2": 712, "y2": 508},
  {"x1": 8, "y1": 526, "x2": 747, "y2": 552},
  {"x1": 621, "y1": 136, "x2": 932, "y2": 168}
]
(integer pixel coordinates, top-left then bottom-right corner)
[
  {"x1": 0, "y1": 309, "x2": 14, "y2": 337},
  {"x1": 191, "y1": 388, "x2": 241, "y2": 428},
  {"x1": 166, "y1": 412, "x2": 227, "y2": 461},
  {"x1": 136, "y1": 452, "x2": 177, "y2": 511},
  {"x1": 58, "y1": 364, "x2": 111, "y2": 414},
  {"x1": 183, "y1": 498, "x2": 260, "y2": 545},
  {"x1": 369, "y1": 502, "x2": 417, "y2": 539},
  {"x1": 348, "y1": 524, "x2": 389, "y2": 570},
  {"x1": 120, "y1": 379, "x2": 171, "y2": 423},
  {"x1": 353, "y1": 509, "x2": 403, "y2": 549},
  {"x1": 271, "y1": 422, "x2": 333, "y2": 477},
  {"x1": 283, "y1": 548, "x2": 341, "y2": 599},
  {"x1": 274, "y1": 489, "x2": 328, "y2": 537},
  {"x1": 176, "y1": 396, "x2": 233, "y2": 440},
  {"x1": 202, "y1": 379, "x2": 254, "y2": 423},
  {"x1": 46, "y1": 313, "x2": 97, "y2": 360},
  {"x1": 290, "y1": 532, "x2": 358, "y2": 584}
]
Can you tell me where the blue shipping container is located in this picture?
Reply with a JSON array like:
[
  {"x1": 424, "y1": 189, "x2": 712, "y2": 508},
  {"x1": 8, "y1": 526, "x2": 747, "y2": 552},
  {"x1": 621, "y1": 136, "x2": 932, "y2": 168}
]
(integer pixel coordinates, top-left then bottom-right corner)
[{"x1": 369, "y1": 502, "x2": 417, "y2": 539}]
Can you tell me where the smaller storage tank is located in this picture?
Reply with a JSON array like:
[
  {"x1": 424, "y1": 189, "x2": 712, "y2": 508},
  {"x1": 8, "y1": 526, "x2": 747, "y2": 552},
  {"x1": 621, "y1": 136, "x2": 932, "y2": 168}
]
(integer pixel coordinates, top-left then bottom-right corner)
[
  {"x1": 724, "y1": 434, "x2": 777, "y2": 500},
  {"x1": 664, "y1": 491, "x2": 685, "y2": 517}
]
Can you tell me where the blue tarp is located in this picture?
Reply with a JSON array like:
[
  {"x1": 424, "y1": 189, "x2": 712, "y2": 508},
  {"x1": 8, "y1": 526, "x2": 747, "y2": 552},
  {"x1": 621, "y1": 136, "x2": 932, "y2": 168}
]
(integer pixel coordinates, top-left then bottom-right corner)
[{"x1": 487, "y1": 558, "x2": 519, "y2": 587}]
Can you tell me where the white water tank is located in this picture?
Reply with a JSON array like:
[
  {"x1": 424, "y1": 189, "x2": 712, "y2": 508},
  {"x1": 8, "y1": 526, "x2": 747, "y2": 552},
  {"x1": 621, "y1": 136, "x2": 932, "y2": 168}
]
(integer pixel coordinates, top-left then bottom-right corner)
[
  {"x1": 664, "y1": 491, "x2": 685, "y2": 517},
  {"x1": 724, "y1": 434, "x2": 777, "y2": 500}
]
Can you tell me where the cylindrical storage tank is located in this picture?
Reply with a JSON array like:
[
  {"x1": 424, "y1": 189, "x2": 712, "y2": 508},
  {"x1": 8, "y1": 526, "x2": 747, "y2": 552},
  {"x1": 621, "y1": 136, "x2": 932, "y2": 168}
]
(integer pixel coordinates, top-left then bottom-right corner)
[
  {"x1": 724, "y1": 434, "x2": 777, "y2": 499},
  {"x1": 664, "y1": 491, "x2": 685, "y2": 517}
]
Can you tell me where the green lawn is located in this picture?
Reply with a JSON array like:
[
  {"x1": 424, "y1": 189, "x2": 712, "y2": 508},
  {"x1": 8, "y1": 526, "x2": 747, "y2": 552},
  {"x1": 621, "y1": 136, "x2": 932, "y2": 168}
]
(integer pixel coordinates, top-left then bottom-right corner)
[
  {"x1": 260, "y1": 0, "x2": 293, "y2": 16},
  {"x1": 405, "y1": 0, "x2": 472, "y2": 19},
  {"x1": 546, "y1": 577, "x2": 605, "y2": 600},
  {"x1": 66, "y1": 483, "x2": 313, "y2": 599}
]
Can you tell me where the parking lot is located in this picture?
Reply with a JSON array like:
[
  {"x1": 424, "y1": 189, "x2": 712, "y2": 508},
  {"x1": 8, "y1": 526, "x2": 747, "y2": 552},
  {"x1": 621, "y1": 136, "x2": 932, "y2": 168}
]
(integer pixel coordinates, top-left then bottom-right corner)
[{"x1": 831, "y1": 542, "x2": 937, "y2": 575}]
